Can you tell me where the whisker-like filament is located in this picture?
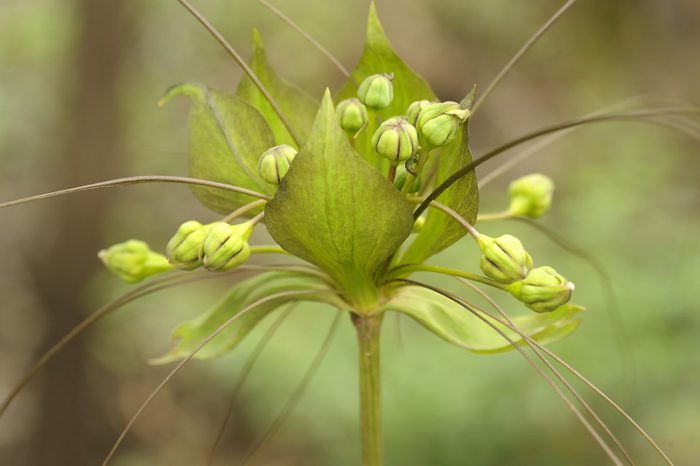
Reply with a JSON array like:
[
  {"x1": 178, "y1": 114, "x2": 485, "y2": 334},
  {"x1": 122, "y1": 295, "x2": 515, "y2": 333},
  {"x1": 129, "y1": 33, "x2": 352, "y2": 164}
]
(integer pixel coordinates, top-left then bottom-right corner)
[
  {"x1": 222, "y1": 199, "x2": 268, "y2": 223},
  {"x1": 206, "y1": 305, "x2": 296, "y2": 466},
  {"x1": 416, "y1": 106, "x2": 700, "y2": 217},
  {"x1": 0, "y1": 175, "x2": 271, "y2": 210},
  {"x1": 176, "y1": 0, "x2": 301, "y2": 145},
  {"x1": 395, "y1": 278, "x2": 623, "y2": 466},
  {"x1": 511, "y1": 217, "x2": 634, "y2": 381},
  {"x1": 391, "y1": 278, "x2": 624, "y2": 466},
  {"x1": 419, "y1": 277, "x2": 673, "y2": 466},
  {"x1": 258, "y1": 0, "x2": 350, "y2": 77},
  {"x1": 471, "y1": 0, "x2": 578, "y2": 114},
  {"x1": 456, "y1": 278, "x2": 634, "y2": 465},
  {"x1": 101, "y1": 289, "x2": 322, "y2": 466},
  {"x1": 0, "y1": 265, "x2": 321, "y2": 418},
  {"x1": 241, "y1": 310, "x2": 342, "y2": 465}
]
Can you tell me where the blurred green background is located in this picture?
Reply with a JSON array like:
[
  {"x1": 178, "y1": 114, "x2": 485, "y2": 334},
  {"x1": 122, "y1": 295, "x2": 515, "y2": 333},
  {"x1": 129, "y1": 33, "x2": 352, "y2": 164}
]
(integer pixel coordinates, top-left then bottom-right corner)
[{"x1": 1, "y1": 0, "x2": 699, "y2": 465}]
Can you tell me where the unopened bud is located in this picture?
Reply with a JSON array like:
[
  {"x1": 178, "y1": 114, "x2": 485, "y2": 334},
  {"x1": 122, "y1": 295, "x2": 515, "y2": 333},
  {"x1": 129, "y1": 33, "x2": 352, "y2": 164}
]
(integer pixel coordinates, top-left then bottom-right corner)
[
  {"x1": 371, "y1": 117, "x2": 419, "y2": 164},
  {"x1": 413, "y1": 216, "x2": 426, "y2": 233},
  {"x1": 417, "y1": 101, "x2": 470, "y2": 149},
  {"x1": 258, "y1": 144, "x2": 297, "y2": 185},
  {"x1": 336, "y1": 98, "x2": 368, "y2": 133},
  {"x1": 357, "y1": 73, "x2": 394, "y2": 109},
  {"x1": 394, "y1": 164, "x2": 422, "y2": 193},
  {"x1": 507, "y1": 266, "x2": 575, "y2": 313},
  {"x1": 478, "y1": 234, "x2": 533, "y2": 284},
  {"x1": 98, "y1": 240, "x2": 172, "y2": 283},
  {"x1": 200, "y1": 221, "x2": 252, "y2": 272},
  {"x1": 166, "y1": 221, "x2": 210, "y2": 270},
  {"x1": 406, "y1": 99, "x2": 432, "y2": 126},
  {"x1": 508, "y1": 173, "x2": 555, "y2": 219}
]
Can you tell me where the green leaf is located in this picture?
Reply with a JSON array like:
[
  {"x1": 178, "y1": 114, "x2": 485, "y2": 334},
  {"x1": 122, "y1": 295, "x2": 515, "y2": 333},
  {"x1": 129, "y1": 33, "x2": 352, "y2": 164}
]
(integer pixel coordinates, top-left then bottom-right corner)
[
  {"x1": 160, "y1": 82, "x2": 276, "y2": 214},
  {"x1": 334, "y1": 1, "x2": 436, "y2": 165},
  {"x1": 386, "y1": 286, "x2": 583, "y2": 353},
  {"x1": 152, "y1": 271, "x2": 339, "y2": 364},
  {"x1": 265, "y1": 91, "x2": 414, "y2": 310},
  {"x1": 401, "y1": 119, "x2": 479, "y2": 263},
  {"x1": 236, "y1": 29, "x2": 318, "y2": 146}
]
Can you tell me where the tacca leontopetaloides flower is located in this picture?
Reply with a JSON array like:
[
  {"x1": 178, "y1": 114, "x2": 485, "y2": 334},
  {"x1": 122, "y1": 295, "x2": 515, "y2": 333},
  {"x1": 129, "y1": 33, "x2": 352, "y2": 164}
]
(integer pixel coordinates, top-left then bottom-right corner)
[{"x1": 5, "y1": 2, "x2": 691, "y2": 465}]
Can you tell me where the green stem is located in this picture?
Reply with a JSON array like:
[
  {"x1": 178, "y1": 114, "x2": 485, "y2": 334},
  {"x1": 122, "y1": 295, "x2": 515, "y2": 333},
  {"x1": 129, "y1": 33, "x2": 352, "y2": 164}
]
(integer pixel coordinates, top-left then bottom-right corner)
[
  {"x1": 351, "y1": 312, "x2": 384, "y2": 466},
  {"x1": 388, "y1": 264, "x2": 508, "y2": 291},
  {"x1": 248, "y1": 245, "x2": 289, "y2": 255},
  {"x1": 477, "y1": 210, "x2": 513, "y2": 222},
  {"x1": 387, "y1": 165, "x2": 397, "y2": 183},
  {"x1": 221, "y1": 199, "x2": 267, "y2": 223}
]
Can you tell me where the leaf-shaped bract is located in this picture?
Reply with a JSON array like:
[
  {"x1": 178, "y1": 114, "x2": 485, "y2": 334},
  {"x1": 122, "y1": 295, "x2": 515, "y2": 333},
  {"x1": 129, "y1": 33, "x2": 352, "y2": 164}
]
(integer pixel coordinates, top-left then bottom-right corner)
[
  {"x1": 161, "y1": 83, "x2": 275, "y2": 214},
  {"x1": 386, "y1": 286, "x2": 583, "y2": 353},
  {"x1": 265, "y1": 91, "x2": 414, "y2": 310},
  {"x1": 236, "y1": 29, "x2": 318, "y2": 146},
  {"x1": 401, "y1": 119, "x2": 479, "y2": 263},
  {"x1": 152, "y1": 271, "x2": 339, "y2": 364},
  {"x1": 335, "y1": 1, "x2": 436, "y2": 166}
]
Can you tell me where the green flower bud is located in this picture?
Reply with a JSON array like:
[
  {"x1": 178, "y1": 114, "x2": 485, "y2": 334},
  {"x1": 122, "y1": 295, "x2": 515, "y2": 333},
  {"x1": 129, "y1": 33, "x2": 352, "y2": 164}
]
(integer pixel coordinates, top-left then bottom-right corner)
[
  {"x1": 258, "y1": 144, "x2": 297, "y2": 185},
  {"x1": 507, "y1": 266, "x2": 575, "y2": 313},
  {"x1": 478, "y1": 234, "x2": 534, "y2": 284},
  {"x1": 508, "y1": 173, "x2": 555, "y2": 219},
  {"x1": 336, "y1": 98, "x2": 368, "y2": 132},
  {"x1": 417, "y1": 101, "x2": 470, "y2": 149},
  {"x1": 394, "y1": 164, "x2": 422, "y2": 193},
  {"x1": 370, "y1": 117, "x2": 419, "y2": 164},
  {"x1": 412, "y1": 216, "x2": 426, "y2": 233},
  {"x1": 406, "y1": 99, "x2": 432, "y2": 126},
  {"x1": 98, "y1": 240, "x2": 172, "y2": 283},
  {"x1": 166, "y1": 220, "x2": 210, "y2": 270},
  {"x1": 404, "y1": 155, "x2": 419, "y2": 176},
  {"x1": 357, "y1": 73, "x2": 394, "y2": 109},
  {"x1": 200, "y1": 221, "x2": 252, "y2": 272}
]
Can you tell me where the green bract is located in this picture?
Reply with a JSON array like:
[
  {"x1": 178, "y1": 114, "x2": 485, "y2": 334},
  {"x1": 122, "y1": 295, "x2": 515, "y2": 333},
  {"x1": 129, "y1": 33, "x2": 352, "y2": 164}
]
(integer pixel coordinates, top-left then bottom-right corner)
[
  {"x1": 98, "y1": 240, "x2": 172, "y2": 283},
  {"x1": 371, "y1": 117, "x2": 419, "y2": 163},
  {"x1": 265, "y1": 92, "x2": 415, "y2": 311}
]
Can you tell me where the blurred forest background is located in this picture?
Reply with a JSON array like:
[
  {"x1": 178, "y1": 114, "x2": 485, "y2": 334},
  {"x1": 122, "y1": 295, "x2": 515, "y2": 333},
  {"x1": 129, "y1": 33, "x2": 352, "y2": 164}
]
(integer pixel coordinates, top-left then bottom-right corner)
[{"x1": 1, "y1": 0, "x2": 699, "y2": 465}]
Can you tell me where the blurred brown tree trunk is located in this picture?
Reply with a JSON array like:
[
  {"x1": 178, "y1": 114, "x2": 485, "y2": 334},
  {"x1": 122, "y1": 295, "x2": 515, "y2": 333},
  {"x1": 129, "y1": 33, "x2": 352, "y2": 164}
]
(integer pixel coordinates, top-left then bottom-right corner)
[{"x1": 28, "y1": 0, "x2": 130, "y2": 464}]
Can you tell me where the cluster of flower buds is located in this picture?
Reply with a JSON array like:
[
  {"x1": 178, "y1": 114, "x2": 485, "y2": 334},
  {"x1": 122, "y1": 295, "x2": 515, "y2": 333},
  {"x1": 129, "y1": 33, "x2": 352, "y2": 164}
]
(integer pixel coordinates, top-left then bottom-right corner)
[
  {"x1": 258, "y1": 144, "x2": 298, "y2": 185},
  {"x1": 166, "y1": 220, "x2": 254, "y2": 272},
  {"x1": 98, "y1": 240, "x2": 172, "y2": 283},
  {"x1": 508, "y1": 173, "x2": 554, "y2": 219},
  {"x1": 336, "y1": 74, "x2": 473, "y2": 179},
  {"x1": 507, "y1": 266, "x2": 575, "y2": 313},
  {"x1": 476, "y1": 232, "x2": 573, "y2": 312}
]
